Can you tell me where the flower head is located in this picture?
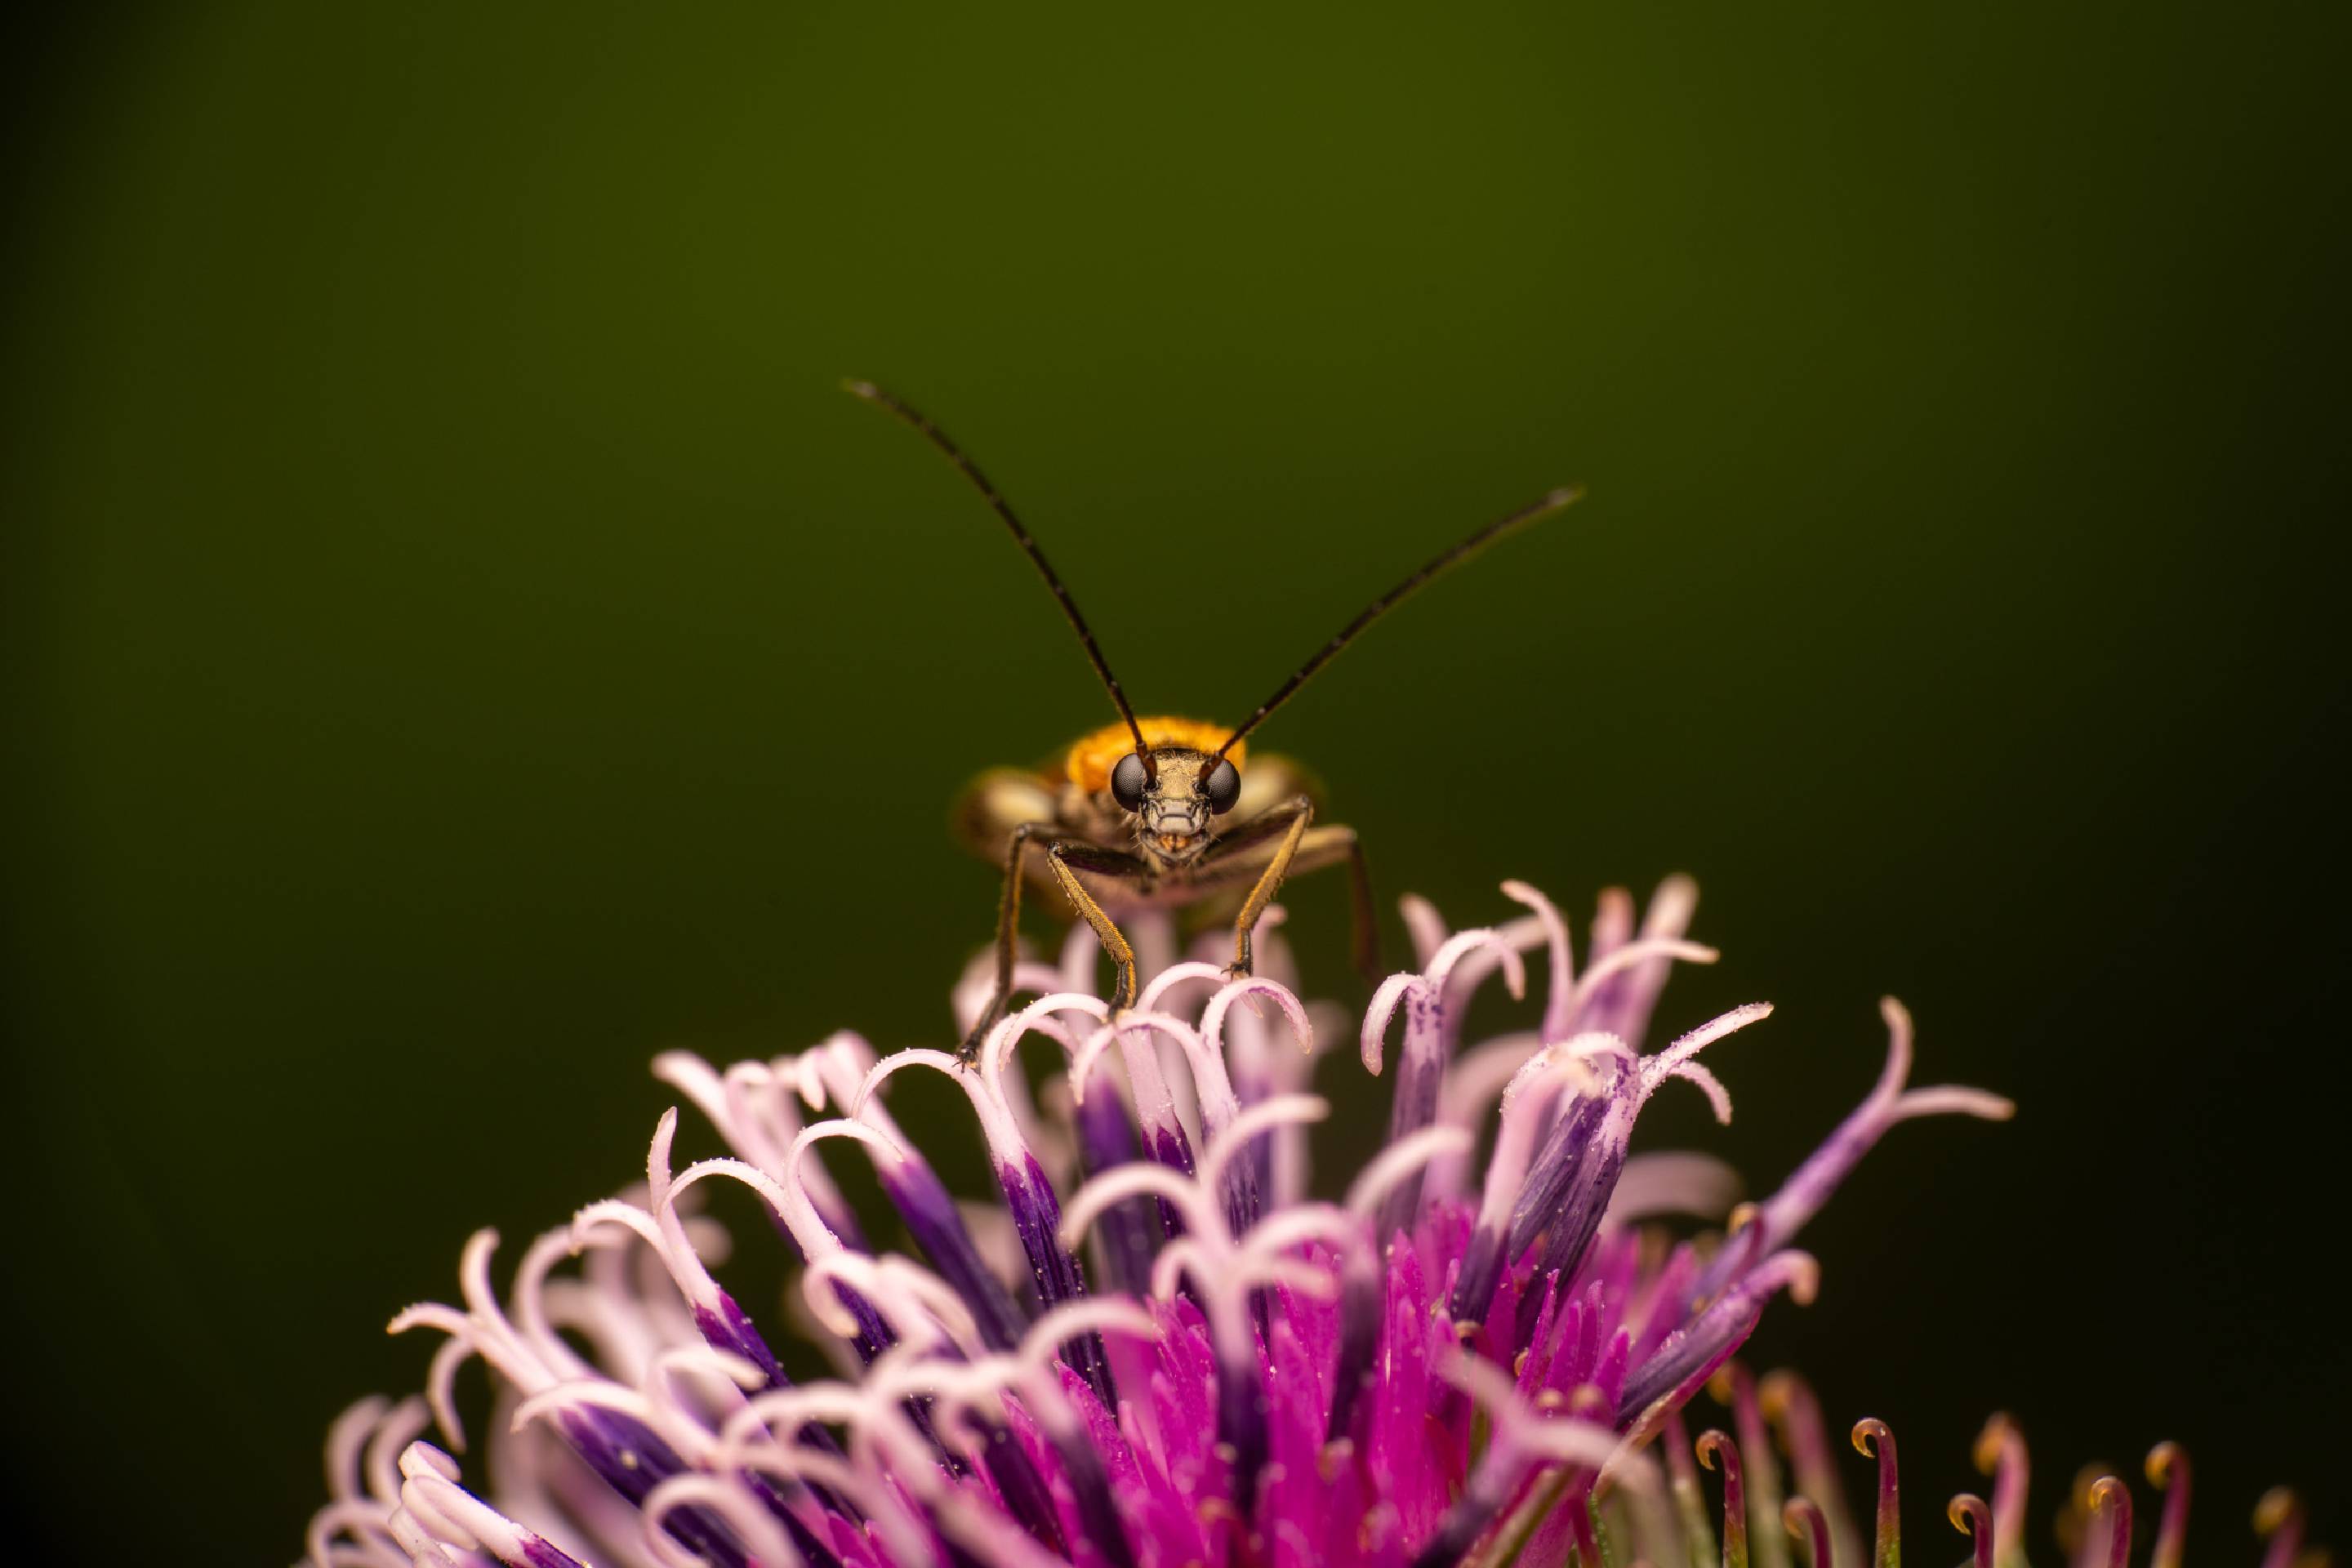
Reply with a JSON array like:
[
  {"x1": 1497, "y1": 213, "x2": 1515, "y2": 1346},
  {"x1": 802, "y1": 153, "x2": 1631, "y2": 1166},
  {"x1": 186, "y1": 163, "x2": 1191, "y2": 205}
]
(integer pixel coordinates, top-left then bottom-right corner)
[{"x1": 305, "y1": 876, "x2": 2020, "y2": 1568}]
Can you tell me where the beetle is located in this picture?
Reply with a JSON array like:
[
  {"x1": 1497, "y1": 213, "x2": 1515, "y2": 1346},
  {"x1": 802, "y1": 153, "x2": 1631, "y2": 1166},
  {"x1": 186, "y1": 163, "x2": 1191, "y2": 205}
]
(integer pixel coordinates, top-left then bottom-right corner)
[{"x1": 847, "y1": 381, "x2": 1580, "y2": 1059}]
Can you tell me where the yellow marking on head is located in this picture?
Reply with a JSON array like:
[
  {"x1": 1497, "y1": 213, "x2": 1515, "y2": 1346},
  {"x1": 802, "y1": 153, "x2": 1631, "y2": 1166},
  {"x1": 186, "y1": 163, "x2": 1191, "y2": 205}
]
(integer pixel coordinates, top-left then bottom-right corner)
[{"x1": 1063, "y1": 717, "x2": 1248, "y2": 795}]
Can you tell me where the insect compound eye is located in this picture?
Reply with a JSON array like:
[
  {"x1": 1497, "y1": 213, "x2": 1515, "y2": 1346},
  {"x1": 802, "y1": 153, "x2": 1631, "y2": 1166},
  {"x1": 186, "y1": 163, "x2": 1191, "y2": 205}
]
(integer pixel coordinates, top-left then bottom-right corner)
[
  {"x1": 1202, "y1": 757, "x2": 1241, "y2": 814},
  {"x1": 1110, "y1": 751, "x2": 1151, "y2": 813}
]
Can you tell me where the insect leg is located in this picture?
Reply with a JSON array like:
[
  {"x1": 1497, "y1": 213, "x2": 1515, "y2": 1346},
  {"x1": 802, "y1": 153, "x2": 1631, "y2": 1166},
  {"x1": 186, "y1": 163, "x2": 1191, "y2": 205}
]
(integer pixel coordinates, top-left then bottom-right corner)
[
  {"x1": 967, "y1": 822, "x2": 1055, "y2": 1061},
  {"x1": 1203, "y1": 817, "x2": 1379, "y2": 982},
  {"x1": 1209, "y1": 795, "x2": 1316, "y2": 980},
  {"x1": 965, "y1": 827, "x2": 1151, "y2": 1062},
  {"x1": 1041, "y1": 842, "x2": 1151, "y2": 1012}
]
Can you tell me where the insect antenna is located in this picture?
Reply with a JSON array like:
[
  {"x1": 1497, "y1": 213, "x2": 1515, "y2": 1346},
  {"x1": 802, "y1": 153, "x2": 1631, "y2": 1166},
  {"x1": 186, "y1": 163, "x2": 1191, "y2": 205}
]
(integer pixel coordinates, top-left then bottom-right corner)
[
  {"x1": 1214, "y1": 483, "x2": 1586, "y2": 760},
  {"x1": 846, "y1": 380, "x2": 1147, "y2": 755}
]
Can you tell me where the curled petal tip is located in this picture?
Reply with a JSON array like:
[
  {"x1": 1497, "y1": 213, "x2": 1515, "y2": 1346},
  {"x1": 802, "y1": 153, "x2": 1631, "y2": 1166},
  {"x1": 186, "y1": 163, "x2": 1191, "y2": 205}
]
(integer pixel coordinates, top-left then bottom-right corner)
[
  {"x1": 1949, "y1": 1494, "x2": 1991, "y2": 1534},
  {"x1": 2091, "y1": 1475, "x2": 2127, "y2": 1508},
  {"x1": 1359, "y1": 971, "x2": 1421, "y2": 1075},
  {"x1": 2065, "y1": 1463, "x2": 2114, "y2": 1511},
  {"x1": 1784, "y1": 1497, "x2": 1832, "y2": 1568},
  {"x1": 2256, "y1": 1487, "x2": 2303, "y2": 1535},
  {"x1": 2145, "y1": 1440, "x2": 2185, "y2": 1486},
  {"x1": 1695, "y1": 1428, "x2": 1735, "y2": 1472},
  {"x1": 1972, "y1": 1413, "x2": 2018, "y2": 1473},
  {"x1": 1851, "y1": 1417, "x2": 1891, "y2": 1456}
]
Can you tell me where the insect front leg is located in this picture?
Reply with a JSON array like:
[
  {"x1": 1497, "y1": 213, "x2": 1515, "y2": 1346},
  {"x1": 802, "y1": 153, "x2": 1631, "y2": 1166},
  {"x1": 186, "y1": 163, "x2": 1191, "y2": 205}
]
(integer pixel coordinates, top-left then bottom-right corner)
[
  {"x1": 1042, "y1": 841, "x2": 1152, "y2": 1011},
  {"x1": 967, "y1": 821, "x2": 1049, "y2": 1061},
  {"x1": 1192, "y1": 802, "x2": 1378, "y2": 982},
  {"x1": 1204, "y1": 795, "x2": 1317, "y2": 981},
  {"x1": 965, "y1": 825, "x2": 1150, "y2": 1062}
]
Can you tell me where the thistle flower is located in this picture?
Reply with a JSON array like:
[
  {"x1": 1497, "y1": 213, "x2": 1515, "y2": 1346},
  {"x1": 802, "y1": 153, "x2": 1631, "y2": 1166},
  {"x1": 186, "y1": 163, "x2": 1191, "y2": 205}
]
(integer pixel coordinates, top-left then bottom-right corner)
[{"x1": 303, "y1": 876, "x2": 2022, "y2": 1568}]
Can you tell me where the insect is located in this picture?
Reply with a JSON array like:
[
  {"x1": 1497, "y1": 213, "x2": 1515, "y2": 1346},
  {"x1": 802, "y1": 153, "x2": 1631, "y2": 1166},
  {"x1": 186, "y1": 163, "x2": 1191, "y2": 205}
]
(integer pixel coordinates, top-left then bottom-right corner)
[{"x1": 847, "y1": 381, "x2": 1582, "y2": 1060}]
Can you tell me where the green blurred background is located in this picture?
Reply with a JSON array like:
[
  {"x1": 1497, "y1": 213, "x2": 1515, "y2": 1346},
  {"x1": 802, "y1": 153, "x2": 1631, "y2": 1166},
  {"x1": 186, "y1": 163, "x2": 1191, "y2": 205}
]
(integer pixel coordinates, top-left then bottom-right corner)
[{"x1": 5, "y1": 4, "x2": 2345, "y2": 1563}]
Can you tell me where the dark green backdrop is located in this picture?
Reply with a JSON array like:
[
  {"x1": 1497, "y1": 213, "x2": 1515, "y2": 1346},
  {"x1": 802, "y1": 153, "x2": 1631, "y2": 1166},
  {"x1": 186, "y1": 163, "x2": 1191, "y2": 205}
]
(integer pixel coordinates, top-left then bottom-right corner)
[{"x1": 5, "y1": 6, "x2": 2345, "y2": 1565}]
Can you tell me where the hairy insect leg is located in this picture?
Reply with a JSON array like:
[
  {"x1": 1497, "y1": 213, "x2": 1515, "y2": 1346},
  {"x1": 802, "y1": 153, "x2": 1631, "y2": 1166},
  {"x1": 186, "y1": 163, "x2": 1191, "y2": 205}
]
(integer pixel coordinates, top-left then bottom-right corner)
[
  {"x1": 969, "y1": 822, "x2": 1047, "y2": 1060},
  {"x1": 1203, "y1": 795, "x2": 1316, "y2": 980},
  {"x1": 1190, "y1": 798, "x2": 1382, "y2": 978},
  {"x1": 966, "y1": 825, "x2": 1150, "y2": 1062},
  {"x1": 1044, "y1": 844, "x2": 1147, "y2": 1004}
]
